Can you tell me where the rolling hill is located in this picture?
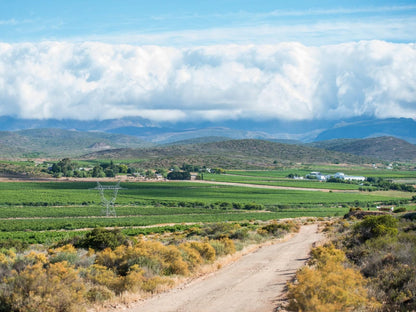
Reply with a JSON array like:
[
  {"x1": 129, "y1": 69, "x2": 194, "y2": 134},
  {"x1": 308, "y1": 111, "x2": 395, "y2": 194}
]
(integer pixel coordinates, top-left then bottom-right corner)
[
  {"x1": 309, "y1": 136, "x2": 416, "y2": 162},
  {"x1": 83, "y1": 139, "x2": 371, "y2": 169}
]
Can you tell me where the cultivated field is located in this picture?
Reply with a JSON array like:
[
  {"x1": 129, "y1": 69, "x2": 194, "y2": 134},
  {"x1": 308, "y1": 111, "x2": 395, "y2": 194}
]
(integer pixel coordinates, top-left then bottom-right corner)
[{"x1": 0, "y1": 170, "x2": 413, "y2": 244}]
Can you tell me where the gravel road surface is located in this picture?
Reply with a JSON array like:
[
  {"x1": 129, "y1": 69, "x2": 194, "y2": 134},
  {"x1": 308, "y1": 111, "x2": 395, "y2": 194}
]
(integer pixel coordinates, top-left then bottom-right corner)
[{"x1": 127, "y1": 224, "x2": 323, "y2": 312}]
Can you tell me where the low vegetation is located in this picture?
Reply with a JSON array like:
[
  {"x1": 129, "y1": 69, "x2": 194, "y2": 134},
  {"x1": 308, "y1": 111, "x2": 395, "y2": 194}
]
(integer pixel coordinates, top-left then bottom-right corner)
[
  {"x1": 287, "y1": 212, "x2": 416, "y2": 311},
  {"x1": 0, "y1": 220, "x2": 299, "y2": 311}
]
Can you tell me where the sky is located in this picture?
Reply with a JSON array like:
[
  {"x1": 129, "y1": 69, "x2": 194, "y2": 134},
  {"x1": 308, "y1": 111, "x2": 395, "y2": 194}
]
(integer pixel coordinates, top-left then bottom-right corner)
[{"x1": 0, "y1": 0, "x2": 415, "y2": 122}]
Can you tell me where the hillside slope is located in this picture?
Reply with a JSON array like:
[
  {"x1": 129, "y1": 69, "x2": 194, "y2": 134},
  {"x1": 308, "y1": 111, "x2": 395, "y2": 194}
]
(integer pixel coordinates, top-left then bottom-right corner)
[
  {"x1": 310, "y1": 136, "x2": 416, "y2": 162},
  {"x1": 83, "y1": 139, "x2": 371, "y2": 169}
]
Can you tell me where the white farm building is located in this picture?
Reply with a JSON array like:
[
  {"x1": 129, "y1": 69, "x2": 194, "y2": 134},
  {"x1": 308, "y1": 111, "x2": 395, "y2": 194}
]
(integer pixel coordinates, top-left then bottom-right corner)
[{"x1": 333, "y1": 172, "x2": 365, "y2": 181}]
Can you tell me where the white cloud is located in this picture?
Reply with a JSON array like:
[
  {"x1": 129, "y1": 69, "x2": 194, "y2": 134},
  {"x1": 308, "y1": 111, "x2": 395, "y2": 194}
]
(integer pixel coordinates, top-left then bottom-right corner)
[{"x1": 0, "y1": 40, "x2": 415, "y2": 122}]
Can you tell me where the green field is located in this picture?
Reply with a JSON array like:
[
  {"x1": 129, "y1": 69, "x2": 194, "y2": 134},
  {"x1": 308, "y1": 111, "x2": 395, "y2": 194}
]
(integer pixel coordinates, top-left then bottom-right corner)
[
  {"x1": 227, "y1": 168, "x2": 416, "y2": 179},
  {"x1": 0, "y1": 179, "x2": 413, "y2": 244},
  {"x1": 202, "y1": 173, "x2": 363, "y2": 190},
  {"x1": 0, "y1": 181, "x2": 407, "y2": 206}
]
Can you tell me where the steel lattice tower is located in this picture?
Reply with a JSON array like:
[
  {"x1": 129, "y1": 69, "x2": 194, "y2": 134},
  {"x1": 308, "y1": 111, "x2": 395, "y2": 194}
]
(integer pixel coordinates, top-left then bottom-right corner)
[{"x1": 92, "y1": 181, "x2": 124, "y2": 217}]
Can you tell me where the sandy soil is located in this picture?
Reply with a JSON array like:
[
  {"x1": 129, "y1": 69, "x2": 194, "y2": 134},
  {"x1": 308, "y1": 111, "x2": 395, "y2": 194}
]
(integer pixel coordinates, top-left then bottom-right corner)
[{"x1": 125, "y1": 224, "x2": 323, "y2": 312}]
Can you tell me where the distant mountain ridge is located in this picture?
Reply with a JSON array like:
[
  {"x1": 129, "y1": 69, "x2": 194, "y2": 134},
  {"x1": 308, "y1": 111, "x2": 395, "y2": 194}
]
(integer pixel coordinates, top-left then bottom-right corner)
[
  {"x1": 1, "y1": 116, "x2": 415, "y2": 143},
  {"x1": 314, "y1": 118, "x2": 416, "y2": 143},
  {"x1": 0, "y1": 128, "x2": 152, "y2": 158}
]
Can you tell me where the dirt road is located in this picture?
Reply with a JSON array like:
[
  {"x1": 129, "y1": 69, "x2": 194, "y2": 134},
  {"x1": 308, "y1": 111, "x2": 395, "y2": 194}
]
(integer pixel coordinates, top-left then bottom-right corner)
[
  {"x1": 189, "y1": 179, "x2": 356, "y2": 193},
  {"x1": 127, "y1": 224, "x2": 323, "y2": 312}
]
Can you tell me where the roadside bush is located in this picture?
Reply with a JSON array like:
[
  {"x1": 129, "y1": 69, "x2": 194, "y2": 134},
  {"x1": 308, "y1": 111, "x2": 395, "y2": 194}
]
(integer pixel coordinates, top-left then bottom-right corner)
[
  {"x1": 1, "y1": 261, "x2": 87, "y2": 312},
  {"x1": 209, "y1": 238, "x2": 236, "y2": 257},
  {"x1": 141, "y1": 276, "x2": 174, "y2": 293},
  {"x1": 179, "y1": 243, "x2": 203, "y2": 270},
  {"x1": 188, "y1": 241, "x2": 216, "y2": 262},
  {"x1": 199, "y1": 223, "x2": 241, "y2": 239},
  {"x1": 259, "y1": 220, "x2": 299, "y2": 237},
  {"x1": 337, "y1": 216, "x2": 416, "y2": 311},
  {"x1": 353, "y1": 215, "x2": 398, "y2": 242},
  {"x1": 76, "y1": 228, "x2": 130, "y2": 251},
  {"x1": 122, "y1": 265, "x2": 145, "y2": 292},
  {"x1": 86, "y1": 264, "x2": 124, "y2": 294},
  {"x1": 86, "y1": 285, "x2": 114, "y2": 303},
  {"x1": 287, "y1": 245, "x2": 379, "y2": 312}
]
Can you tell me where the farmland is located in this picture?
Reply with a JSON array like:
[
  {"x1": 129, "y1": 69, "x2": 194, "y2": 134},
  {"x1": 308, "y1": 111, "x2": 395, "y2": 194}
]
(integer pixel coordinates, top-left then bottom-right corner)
[
  {"x1": 0, "y1": 177, "x2": 413, "y2": 244},
  {"x1": 201, "y1": 173, "x2": 362, "y2": 190}
]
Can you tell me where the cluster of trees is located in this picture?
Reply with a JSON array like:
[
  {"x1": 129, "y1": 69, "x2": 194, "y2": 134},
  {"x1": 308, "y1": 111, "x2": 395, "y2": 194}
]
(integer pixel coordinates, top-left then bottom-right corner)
[
  {"x1": 48, "y1": 159, "x2": 133, "y2": 178},
  {"x1": 167, "y1": 171, "x2": 191, "y2": 180},
  {"x1": 165, "y1": 164, "x2": 225, "y2": 180},
  {"x1": 361, "y1": 177, "x2": 415, "y2": 192},
  {"x1": 90, "y1": 161, "x2": 129, "y2": 178},
  {"x1": 47, "y1": 159, "x2": 226, "y2": 180}
]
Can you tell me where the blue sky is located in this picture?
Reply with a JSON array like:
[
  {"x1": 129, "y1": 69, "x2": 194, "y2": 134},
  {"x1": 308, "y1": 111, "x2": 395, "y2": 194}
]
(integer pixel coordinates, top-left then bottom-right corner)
[
  {"x1": 0, "y1": 1, "x2": 415, "y2": 122},
  {"x1": 1, "y1": 0, "x2": 415, "y2": 45}
]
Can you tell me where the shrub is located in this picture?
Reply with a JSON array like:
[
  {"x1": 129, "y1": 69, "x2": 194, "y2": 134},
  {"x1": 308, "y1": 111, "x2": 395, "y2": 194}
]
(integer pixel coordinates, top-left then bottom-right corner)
[
  {"x1": 209, "y1": 238, "x2": 236, "y2": 257},
  {"x1": 77, "y1": 228, "x2": 130, "y2": 251},
  {"x1": 393, "y1": 207, "x2": 407, "y2": 213},
  {"x1": 123, "y1": 265, "x2": 145, "y2": 292},
  {"x1": 86, "y1": 264, "x2": 124, "y2": 294},
  {"x1": 353, "y1": 215, "x2": 398, "y2": 242},
  {"x1": 403, "y1": 212, "x2": 416, "y2": 220},
  {"x1": 287, "y1": 245, "x2": 380, "y2": 312},
  {"x1": 86, "y1": 285, "x2": 114, "y2": 303},
  {"x1": 200, "y1": 223, "x2": 241, "y2": 239},
  {"x1": 179, "y1": 244, "x2": 203, "y2": 270},
  {"x1": 188, "y1": 242, "x2": 216, "y2": 262},
  {"x1": 1, "y1": 261, "x2": 87, "y2": 312},
  {"x1": 141, "y1": 276, "x2": 174, "y2": 293},
  {"x1": 259, "y1": 221, "x2": 298, "y2": 237}
]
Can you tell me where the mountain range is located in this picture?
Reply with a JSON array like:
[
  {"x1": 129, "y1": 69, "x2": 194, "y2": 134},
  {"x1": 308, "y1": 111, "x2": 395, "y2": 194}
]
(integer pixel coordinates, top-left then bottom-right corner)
[
  {"x1": 0, "y1": 116, "x2": 415, "y2": 163},
  {"x1": 0, "y1": 128, "x2": 151, "y2": 158},
  {"x1": 1, "y1": 116, "x2": 415, "y2": 144}
]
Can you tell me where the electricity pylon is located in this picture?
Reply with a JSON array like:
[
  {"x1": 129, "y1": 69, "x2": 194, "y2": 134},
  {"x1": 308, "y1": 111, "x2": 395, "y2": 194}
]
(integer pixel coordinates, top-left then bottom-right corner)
[{"x1": 92, "y1": 181, "x2": 124, "y2": 217}]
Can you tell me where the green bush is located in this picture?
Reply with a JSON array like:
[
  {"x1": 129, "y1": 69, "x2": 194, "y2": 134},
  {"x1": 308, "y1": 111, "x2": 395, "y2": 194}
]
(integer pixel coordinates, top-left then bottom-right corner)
[
  {"x1": 393, "y1": 207, "x2": 407, "y2": 213},
  {"x1": 76, "y1": 228, "x2": 130, "y2": 251},
  {"x1": 353, "y1": 215, "x2": 398, "y2": 242}
]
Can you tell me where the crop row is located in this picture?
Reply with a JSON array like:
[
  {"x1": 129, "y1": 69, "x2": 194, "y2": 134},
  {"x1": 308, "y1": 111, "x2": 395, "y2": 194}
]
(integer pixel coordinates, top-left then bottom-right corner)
[
  {"x1": 0, "y1": 208, "x2": 349, "y2": 232},
  {"x1": 0, "y1": 224, "x2": 197, "y2": 245},
  {"x1": 0, "y1": 182, "x2": 406, "y2": 206},
  {"x1": 0, "y1": 205, "x2": 231, "y2": 218}
]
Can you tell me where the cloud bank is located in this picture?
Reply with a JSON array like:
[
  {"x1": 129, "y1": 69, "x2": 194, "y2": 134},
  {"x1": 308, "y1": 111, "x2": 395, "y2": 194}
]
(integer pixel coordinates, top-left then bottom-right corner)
[{"x1": 0, "y1": 41, "x2": 415, "y2": 122}]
